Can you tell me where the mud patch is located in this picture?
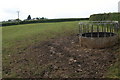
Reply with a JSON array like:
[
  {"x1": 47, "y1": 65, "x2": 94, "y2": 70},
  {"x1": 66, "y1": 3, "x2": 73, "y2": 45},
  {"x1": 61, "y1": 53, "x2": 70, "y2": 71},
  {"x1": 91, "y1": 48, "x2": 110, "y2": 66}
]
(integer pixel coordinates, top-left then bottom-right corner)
[{"x1": 3, "y1": 35, "x2": 119, "y2": 78}]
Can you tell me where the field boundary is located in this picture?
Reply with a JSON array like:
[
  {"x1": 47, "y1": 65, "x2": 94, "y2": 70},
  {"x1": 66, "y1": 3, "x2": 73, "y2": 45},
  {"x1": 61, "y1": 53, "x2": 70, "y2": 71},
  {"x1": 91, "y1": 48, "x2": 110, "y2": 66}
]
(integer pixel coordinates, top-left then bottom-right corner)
[{"x1": 2, "y1": 18, "x2": 89, "y2": 27}]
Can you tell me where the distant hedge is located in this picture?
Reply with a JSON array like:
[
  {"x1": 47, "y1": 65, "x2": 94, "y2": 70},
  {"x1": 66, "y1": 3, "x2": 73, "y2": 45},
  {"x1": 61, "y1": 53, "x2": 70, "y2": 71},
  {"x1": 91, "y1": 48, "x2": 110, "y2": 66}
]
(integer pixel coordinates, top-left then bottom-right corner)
[
  {"x1": 89, "y1": 13, "x2": 120, "y2": 21},
  {"x1": 2, "y1": 18, "x2": 89, "y2": 26}
]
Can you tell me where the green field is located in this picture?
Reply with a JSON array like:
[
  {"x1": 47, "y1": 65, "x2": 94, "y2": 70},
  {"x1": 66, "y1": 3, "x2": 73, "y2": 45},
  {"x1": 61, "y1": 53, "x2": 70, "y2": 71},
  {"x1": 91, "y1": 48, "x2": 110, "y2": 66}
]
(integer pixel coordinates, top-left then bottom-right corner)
[
  {"x1": 2, "y1": 21, "x2": 120, "y2": 78},
  {"x1": 2, "y1": 21, "x2": 81, "y2": 78},
  {"x1": 3, "y1": 21, "x2": 79, "y2": 55}
]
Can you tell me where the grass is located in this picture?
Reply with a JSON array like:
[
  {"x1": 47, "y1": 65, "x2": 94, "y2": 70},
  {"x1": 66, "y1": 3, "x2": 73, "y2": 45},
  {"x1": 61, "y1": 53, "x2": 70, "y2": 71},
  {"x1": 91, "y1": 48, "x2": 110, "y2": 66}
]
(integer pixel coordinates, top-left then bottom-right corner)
[
  {"x1": 105, "y1": 39, "x2": 120, "y2": 78},
  {"x1": 106, "y1": 61, "x2": 120, "y2": 78},
  {"x1": 2, "y1": 21, "x2": 80, "y2": 55},
  {"x1": 2, "y1": 21, "x2": 120, "y2": 78},
  {"x1": 2, "y1": 21, "x2": 82, "y2": 78}
]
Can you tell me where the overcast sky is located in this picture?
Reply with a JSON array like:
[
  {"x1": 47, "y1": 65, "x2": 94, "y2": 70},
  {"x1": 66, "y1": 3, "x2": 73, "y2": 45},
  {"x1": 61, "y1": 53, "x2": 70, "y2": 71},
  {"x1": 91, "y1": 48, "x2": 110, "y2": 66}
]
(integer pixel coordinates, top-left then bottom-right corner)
[{"x1": 0, "y1": 0, "x2": 120, "y2": 21}]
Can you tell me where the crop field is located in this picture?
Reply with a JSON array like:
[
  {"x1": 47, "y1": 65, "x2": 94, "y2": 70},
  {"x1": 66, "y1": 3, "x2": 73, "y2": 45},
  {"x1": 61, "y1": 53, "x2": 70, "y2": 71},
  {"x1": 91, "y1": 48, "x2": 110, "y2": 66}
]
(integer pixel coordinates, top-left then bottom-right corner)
[{"x1": 2, "y1": 21, "x2": 120, "y2": 78}]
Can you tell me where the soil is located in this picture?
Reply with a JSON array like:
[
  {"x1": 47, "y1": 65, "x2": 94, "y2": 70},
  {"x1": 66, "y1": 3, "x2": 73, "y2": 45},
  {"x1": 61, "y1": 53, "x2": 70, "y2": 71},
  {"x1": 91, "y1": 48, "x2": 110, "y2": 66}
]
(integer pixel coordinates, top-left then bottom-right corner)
[{"x1": 3, "y1": 34, "x2": 119, "y2": 78}]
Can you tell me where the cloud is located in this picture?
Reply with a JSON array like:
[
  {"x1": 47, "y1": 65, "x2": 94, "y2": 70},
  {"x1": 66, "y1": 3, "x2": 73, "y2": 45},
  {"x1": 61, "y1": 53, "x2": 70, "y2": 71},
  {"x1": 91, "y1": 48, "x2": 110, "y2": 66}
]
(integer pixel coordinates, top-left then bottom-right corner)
[{"x1": 0, "y1": 0, "x2": 119, "y2": 21}]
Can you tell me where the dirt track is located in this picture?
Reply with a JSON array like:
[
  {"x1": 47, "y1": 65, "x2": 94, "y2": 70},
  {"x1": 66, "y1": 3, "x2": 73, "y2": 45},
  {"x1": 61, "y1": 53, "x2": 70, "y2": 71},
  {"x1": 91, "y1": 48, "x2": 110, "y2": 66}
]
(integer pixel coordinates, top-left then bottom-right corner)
[{"x1": 3, "y1": 35, "x2": 119, "y2": 78}]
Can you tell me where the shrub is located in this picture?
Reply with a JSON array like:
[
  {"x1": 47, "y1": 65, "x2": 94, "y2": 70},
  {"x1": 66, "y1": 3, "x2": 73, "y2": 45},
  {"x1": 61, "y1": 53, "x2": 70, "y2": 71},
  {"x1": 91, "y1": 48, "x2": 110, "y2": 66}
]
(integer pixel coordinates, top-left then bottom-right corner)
[{"x1": 89, "y1": 13, "x2": 120, "y2": 22}]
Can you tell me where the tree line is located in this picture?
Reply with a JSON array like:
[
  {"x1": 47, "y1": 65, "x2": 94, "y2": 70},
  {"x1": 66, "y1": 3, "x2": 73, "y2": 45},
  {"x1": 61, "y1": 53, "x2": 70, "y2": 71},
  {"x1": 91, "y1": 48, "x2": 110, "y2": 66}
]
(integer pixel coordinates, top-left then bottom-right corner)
[{"x1": 2, "y1": 18, "x2": 89, "y2": 26}]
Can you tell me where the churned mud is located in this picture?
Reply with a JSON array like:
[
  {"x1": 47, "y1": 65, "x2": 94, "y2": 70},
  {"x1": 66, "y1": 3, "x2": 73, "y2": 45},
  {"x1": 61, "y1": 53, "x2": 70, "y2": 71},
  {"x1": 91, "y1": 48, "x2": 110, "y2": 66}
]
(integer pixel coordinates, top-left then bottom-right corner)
[{"x1": 3, "y1": 35, "x2": 119, "y2": 78}]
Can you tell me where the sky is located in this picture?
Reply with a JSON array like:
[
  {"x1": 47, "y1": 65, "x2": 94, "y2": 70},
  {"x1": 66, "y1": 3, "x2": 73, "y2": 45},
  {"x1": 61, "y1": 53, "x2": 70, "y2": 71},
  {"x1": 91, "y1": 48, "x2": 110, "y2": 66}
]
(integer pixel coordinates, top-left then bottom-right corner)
[{"x1": 0, "y1": 0, "x2": 120, "y2": 21}]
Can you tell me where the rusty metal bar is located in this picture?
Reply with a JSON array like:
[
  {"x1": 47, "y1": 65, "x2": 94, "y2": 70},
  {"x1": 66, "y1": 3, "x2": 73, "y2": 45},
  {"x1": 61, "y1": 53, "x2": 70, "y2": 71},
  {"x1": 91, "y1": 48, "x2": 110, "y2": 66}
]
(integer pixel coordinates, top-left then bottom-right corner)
[
  {"x1": 97, "y1": 24, "x2": 99, "y2": 37},
  {"x1": 79, "y1": 21, "x2": 119, "y2": 38},
  {"x1": 91, "y1": 24, "x2": 93, "y2": 37},
  {"x1": 103, "y1": 23, "x2": 106, "y2": 37}
]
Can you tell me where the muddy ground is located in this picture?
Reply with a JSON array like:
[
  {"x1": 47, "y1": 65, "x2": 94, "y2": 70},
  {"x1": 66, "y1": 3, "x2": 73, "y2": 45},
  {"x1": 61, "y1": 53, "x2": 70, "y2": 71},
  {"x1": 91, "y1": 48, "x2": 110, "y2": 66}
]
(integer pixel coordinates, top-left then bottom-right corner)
[{"x1": 3, "y1": 34, "x2": 119, "y2": 78}]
